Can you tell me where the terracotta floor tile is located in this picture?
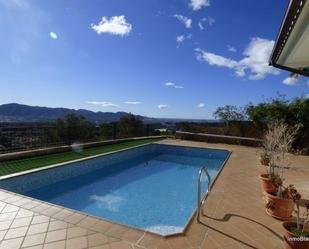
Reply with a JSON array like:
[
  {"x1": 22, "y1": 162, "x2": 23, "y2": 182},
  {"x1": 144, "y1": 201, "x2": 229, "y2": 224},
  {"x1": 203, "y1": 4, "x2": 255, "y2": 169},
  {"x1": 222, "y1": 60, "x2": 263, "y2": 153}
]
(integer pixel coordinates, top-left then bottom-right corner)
[
  {"x1": 109, "y1": 241, "x2": 133, "y2": 249},
  {"x1": 104, "y1": 223, "x2": 128, "y2": 238},
  {"x1": 167, "y1": 236, "x2": 191, "y2": 249},
  {"x1": 90, "y1": 220, "x2": 113, "y2": 233},
  {"x1": 88, "y1": 245, "x2": 110, "y2": 249},
  {"x1": 121, "y1": 228, "x2": 144, "y2": 243},
  {"x1": 87, "y1": 233, "x2": 109, "y2": 247}
]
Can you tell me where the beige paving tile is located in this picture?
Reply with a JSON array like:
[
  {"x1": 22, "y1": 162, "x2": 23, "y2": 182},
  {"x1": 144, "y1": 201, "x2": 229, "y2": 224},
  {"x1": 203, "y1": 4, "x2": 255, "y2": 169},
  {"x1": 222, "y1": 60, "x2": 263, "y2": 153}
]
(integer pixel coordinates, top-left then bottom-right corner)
[
  {"x1": 45, "y1": 229, "x2": 67, "y2": 243},
  {"x1": 0, "y1": 220, "x2": 13, "y2": 231},
  {"x1": 40, "y1": 207, "x2": 62, "y2": 217},
  {"x1": 0, "y1": 230, "x2": 6, "y2": 240},
  {"x1": 48, "y1": 220, "x2": 68, "y2": 231},
  {"x1": 63, "y1": 213, "x2": 87, "y2": 224},
  {"x1": 43, "y1": 240, "x2": 65, "y2": 249},
  {"x1": 0, "y1": 237, "x2": 24, "y2": 249},
  {"x1": 67, "y1": 226, "x2": 88, "y2": 239},
  {"x1": 15, "y1": 209, "x2": 33, "y2": 219},
  {"x1": 10, "y1": 216, "x2": 33, "y2": 229},
  {"x1": 77, "y1": 216, "x2": 99, "y2": 229},
  {"x1": 23, "y1": 245, "x2": 44, "y2": 249},
  {"x1": 51, "y1": 209, "x2": 74, "y2": 220},
  {"x1": 66, "y1": 236, "x2": 88, "y2": 249},
  {"x1": 27, "y1": 222, "x2": 49, "y2": 235},
  {"x1": 31, "y1": 215, "x2": 50, "y2": 225},
  {"x1": 22, "y1": 233, "x2": 46, "y2": 247},
  {"x1": 0, "y1": 212, "x2": 17, "y2": 222},
  {"x1": 4, "y1": 226, "x2": 28, "y2": 239},
  {"x1": 1, "y1": 204, "x2": 19, "y2": 213}
]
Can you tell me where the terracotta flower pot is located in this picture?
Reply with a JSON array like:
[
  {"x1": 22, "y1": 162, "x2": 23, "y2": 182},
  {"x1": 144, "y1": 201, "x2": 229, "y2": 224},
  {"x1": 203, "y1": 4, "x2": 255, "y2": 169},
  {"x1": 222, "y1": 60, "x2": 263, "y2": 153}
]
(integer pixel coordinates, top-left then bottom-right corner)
[
  {"x1": 265, "y1": 192, "x2": 295, "y2": 220},
  {"x1": 259, "y1": 174, "x2": 278, "y2": 194},
  {"x1": 282, "y1": 221, "x2": 309, "y2": 249}
]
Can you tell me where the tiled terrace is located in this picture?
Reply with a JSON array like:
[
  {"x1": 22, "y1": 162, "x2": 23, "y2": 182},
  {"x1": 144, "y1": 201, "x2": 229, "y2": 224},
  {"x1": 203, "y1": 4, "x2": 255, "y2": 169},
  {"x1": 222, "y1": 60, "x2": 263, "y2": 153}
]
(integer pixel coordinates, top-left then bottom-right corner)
[{"x1": 0, "y1": 139, "x2": 308, "y2": 249}]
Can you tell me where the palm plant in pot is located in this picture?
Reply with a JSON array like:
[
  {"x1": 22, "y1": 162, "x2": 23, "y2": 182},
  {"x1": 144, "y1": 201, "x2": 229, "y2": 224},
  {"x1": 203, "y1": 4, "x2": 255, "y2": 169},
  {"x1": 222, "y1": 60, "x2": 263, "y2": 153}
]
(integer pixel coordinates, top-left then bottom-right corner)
[
  {"x1": 282, "y1": 199, "x2": 309, "y2": 249},
  {"x1": 263, "y1": 123, "x2": 299, "y2": 219}
]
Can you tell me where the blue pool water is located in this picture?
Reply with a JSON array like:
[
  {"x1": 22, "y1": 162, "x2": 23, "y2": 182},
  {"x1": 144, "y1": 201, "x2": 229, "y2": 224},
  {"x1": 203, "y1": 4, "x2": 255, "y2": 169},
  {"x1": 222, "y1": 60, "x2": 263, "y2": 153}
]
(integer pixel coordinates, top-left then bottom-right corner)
[{"x1": 0, "y1": 144, "x2": 230, "y2": 235}]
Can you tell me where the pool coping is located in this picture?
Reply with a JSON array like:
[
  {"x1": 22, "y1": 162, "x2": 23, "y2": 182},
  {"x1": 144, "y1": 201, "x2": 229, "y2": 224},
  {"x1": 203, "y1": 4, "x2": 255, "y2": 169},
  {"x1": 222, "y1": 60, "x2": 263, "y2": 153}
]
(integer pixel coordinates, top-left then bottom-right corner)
[{"x1": 0, "y1": 141, "x2": 232, "y2": 237}]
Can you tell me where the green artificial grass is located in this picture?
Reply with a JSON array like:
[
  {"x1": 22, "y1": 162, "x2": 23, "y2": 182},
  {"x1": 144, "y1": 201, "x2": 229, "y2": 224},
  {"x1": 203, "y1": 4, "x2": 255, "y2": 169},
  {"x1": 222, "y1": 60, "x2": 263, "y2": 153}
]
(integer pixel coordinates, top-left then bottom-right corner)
[{"x1": 0, "y1": 138, "x2": 163, "y2": 176}]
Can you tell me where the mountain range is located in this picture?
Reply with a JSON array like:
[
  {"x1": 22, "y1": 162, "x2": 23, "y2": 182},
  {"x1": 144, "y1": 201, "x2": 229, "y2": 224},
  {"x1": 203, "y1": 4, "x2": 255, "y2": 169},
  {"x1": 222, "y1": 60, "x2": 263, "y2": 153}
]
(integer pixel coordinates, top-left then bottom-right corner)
[{"x1": 0, "y1": 103, "x2": 212, "y2": 123}]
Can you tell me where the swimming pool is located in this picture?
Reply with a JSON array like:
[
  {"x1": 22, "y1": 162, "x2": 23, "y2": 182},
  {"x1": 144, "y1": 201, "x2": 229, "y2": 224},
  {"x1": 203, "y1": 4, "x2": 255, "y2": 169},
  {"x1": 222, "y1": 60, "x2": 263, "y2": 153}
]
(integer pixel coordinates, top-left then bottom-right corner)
[{"x1": 0, "y1": 144, "x2": 230, "y2": 236}]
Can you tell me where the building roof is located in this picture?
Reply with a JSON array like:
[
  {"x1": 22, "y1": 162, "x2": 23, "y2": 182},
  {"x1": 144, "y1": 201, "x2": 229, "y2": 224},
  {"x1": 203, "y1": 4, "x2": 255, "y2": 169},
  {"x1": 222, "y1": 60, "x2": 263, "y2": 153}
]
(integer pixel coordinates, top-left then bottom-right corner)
[{"x1": 269, "y1": 0, "x2": 309, "y2": 76}]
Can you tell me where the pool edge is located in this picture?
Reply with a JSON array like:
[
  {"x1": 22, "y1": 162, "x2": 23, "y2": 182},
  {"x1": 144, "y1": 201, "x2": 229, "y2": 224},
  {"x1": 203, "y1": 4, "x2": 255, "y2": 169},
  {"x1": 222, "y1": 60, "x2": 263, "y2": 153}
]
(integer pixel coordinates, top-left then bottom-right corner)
[{"x1": 0, "y1": 141, "x2": 232, "y2": 237}]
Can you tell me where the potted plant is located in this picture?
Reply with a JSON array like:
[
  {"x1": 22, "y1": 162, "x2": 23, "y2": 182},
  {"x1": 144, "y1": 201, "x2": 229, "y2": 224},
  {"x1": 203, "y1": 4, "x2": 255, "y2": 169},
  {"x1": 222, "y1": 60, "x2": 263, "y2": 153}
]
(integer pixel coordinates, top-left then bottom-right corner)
[
  {"x1": 259, "y1": 123, "x2": 282, "y2": 194},
  {"x1": 265, "y1": 184, "x2": 297, "y2": 220},
  {"x1": 282, "y1": 199, "x2": 309, "y2": 249},
  {"x1": 263, "y1": 123, "x2": 299, "y2": 219}
]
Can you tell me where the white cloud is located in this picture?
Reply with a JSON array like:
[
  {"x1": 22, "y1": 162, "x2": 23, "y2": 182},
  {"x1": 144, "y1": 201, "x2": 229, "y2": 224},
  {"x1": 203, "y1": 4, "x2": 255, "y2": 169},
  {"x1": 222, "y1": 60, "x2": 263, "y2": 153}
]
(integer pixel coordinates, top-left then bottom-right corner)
[
  {"x1": 198, "y1": 17, "x2": 215, "y2": 30},
  {"x1": 87, "y1": 101, "x2": 119, "y2": 107},
  {"x1": 305, "y1": 94, "x2": 309, "y2": 99},
  {"x1": 158, "y1": 104, "x2": 169, "y2": 109},
  {"x1": 176, "y1": 34, "x2": 192, "y2": 45},
  {"x1": 165, "y1": 82, "x2": 184, "y2": 89},
  {"x1": 190, "y1": 0, "x2": 210, "y2": 11},
  {"x1": 49, "y1": 32, "x2": 57, "y2": 40},
  {"x1": 124, "y1": 101, "x2": 141, "y2": 105},
  {"x1": 176, "y1": 35, "x2": 185, "y2": 44},
  {"x1": 91, "y1": 15, "x2": 132, "y2": 36},
  {"x1": 227, "y1": 45, "x2": 236, "y2": 52},
  {"x1": 174, "y1": 85, "x2": 184, "y2": 89},
  {"x1": 174, "y1": 14, "x2": 192, "y2": 29},
  {"x1": 165, "y1": 82, "x2": 175, "y2": 86},
  {"x1": 282, "y1": 76, "x2": 299, "y2": 86},
  {"x1": 197, "y1": 103, "x2": 205, "y2": 108},
  {"x1": 195, "y1": 37, "x2": 279, "y2": 80}
]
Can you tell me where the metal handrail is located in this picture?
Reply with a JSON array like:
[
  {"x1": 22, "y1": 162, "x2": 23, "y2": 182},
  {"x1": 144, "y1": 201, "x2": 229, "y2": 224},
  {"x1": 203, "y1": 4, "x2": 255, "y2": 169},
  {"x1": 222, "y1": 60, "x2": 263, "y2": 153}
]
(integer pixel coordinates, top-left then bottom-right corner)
[{"x1": 197, "y1": 166, "x2": 211, "y2": 223}]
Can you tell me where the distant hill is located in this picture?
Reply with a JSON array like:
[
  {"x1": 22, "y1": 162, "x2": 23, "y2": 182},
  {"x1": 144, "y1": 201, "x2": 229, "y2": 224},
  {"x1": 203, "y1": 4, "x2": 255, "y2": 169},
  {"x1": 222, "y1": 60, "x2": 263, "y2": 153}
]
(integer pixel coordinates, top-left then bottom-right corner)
[
  {"x1": 0, "y1": 103, "x2": 152, "y2": 123},
  {"x1": 0, "y1": 103, "x2": 214, "y2": 124}
]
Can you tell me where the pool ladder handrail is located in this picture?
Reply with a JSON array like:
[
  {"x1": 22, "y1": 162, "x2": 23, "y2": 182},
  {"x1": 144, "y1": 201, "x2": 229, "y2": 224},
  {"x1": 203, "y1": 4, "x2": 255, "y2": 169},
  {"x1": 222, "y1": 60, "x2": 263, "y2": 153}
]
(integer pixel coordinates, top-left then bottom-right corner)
[{"x1": 197, "y1": 166, "x2": 211, "y2": 223}]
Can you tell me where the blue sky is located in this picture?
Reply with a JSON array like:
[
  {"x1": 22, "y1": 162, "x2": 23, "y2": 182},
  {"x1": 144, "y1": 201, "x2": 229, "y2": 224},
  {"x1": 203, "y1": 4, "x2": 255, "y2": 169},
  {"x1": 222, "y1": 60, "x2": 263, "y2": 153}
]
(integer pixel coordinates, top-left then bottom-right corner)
[{"x1": 0, "y1": 0, "x2": 308, "y2": 119}]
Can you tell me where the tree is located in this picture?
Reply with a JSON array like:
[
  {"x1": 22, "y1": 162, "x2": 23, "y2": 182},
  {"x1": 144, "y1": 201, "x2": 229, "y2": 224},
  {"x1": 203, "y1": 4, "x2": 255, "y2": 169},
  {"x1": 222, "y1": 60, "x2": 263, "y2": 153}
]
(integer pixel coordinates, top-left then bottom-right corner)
[
  {"x1": 55, "y1": 114, "x2": 96, "y2": 144},
  {"x1": 247, "y1": 96, "x2": 309, "y2": 152},
  {"x1": 117, "y1": 114, "x2": 144, "y2": 138},
  {"x1": 213, "y1": 105, "x2": 248, "y2": 122},
  {"x1": 100, "y1": 123, "x2": 114, "y2": 140}
]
